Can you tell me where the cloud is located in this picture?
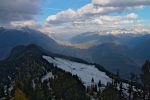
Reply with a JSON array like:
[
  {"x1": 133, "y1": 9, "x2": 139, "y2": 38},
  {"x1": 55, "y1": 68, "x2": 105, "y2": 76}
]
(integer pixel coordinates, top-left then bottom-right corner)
[
  {"x1": 46, "y1": 9, "x2": 77, "y2": 25},
  {"x1": 1, "y1": 0, "x2": 149, "y2": 35},
  {"x1": 10, "y1": 20, "x2": 41, "y2": 29},
  {"x1": 126, "y1": 13, "x2": 138, "y2": 19},
  {"x1": 0, "y1": 0, "x2": 41, "y2": 25},
  {"x1": 43, "y1": 0, "x2": 150, "y2": 35},
  {"x1": 92, "y1": 0, "x2": 150, "y2": 7},
  {"x1": 77, "y1": 1, "x2": 145, "y2": 16},
  {"x1": 46, "y1": 5, "x2": 121, "y2": 26},
  {"x1": 45, "y1": 10, "x2": 147, "y2": 34},
  {"x1": 77, "y1": 3, "x2": 122, "y2": 15},
  {"x1": 46, "y1": 0, "x2": 142, "y2": 26}
]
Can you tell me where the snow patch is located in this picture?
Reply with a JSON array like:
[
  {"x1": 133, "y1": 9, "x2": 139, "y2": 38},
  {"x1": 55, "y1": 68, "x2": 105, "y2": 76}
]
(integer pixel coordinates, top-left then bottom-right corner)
[
  {"x1": 32, "y1": 80, "x2": 36, "y2": 89},
  {"x1": 43, "y1": 56, "x2": 111, "y2": 86},
  {"x1": 41, "y1": 72, "x2": 54, "y2": 83}
]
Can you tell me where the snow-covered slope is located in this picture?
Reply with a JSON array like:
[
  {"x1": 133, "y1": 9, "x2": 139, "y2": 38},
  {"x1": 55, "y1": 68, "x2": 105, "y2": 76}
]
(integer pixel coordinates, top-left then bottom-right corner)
[{"x1": 43, "y1": 56, "x2": 111, "y2": 87}]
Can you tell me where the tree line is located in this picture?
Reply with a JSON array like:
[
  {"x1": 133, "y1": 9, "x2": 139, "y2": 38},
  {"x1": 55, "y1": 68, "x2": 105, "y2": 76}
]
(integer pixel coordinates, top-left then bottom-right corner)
[{"x1": 86, "y1": 60, "x2": 150, "y2": 100}]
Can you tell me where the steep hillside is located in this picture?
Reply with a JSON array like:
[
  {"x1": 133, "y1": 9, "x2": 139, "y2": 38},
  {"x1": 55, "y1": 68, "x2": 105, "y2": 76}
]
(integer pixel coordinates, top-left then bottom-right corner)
[{"x1": 0, "y1": 44, "x2": 88, "y2": 100}]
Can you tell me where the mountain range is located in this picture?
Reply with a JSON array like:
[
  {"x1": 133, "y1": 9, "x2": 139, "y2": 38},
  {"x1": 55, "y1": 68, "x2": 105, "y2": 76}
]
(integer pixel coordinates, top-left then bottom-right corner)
[
  {"x1": 0, "y1": 27, "x2": 150, "y2": 78},
  {"x1": 57, "y1": 32, "x2": 150, "y2": 78}
]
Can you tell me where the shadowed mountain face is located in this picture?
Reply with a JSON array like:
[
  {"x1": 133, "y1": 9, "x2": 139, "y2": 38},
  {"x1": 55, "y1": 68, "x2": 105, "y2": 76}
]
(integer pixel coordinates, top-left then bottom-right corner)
[
  {"x1": 87, "y1": 42, "x2": 139, "y2": 78},
  {"x1": 133, "y1": 37, "x2": 150, "y2": 64},
  {"x1": 0, "y1": 27, "x2": 59, "y2": 60}
]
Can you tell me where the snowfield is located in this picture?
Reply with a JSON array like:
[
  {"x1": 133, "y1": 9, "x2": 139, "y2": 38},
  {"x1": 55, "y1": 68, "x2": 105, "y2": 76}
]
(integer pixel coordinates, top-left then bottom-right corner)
[{"x1": 43, "y1": 56, "x2": 111, "y2": 86}]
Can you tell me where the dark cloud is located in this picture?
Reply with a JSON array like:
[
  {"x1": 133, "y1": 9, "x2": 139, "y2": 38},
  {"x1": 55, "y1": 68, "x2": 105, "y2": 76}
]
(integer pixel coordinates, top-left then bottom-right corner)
[{"x1": 0, "y1": 0, "x2": 41, "y2": 25}]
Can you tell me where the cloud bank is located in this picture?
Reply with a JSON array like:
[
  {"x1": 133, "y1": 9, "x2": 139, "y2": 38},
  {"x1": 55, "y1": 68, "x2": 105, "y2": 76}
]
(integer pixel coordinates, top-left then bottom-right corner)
[
  {"x1": 0, "y1": 0, "x2": 150, "y2": 34},
  {"x1": 92, "y1": 0, "x2": 150, "y2": 7},
  {"x1": 45, "y1": 0, "x2": 150, "y2": 34},
  {"x1": 0, "y1": 0, "x2": 41, "y2": 25}
]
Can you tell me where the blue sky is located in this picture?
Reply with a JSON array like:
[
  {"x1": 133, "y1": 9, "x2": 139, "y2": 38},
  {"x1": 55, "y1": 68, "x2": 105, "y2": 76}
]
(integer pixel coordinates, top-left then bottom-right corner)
[{"x1": 135, "y1": 6, "x2": 150, "y2": 20}]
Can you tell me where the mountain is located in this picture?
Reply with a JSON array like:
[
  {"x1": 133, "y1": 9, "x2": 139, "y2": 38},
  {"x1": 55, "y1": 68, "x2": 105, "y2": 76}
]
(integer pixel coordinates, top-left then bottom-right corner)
[
  {"x1": 69, "y1": 32, "x2": 117, "y2": 47},
  {"x1": 88, "y1": 42, "x2": 140, "y2": 78},
  {"x1": 0, "y1": 27, "x2": 149, "y2": 79},
  {"x1": 62, "y1": 32, "x2": 150, "y2": 78},
  {"x1": 0, "y1": 44, "x2": 128, "y2": 99},
  {"x1": 116, "y1": 33, "x2": 150, "y2": 65},
  {"x1": 0, "y1": 44, "x2": 89, "y2": 99},
  {"x1": 116, "y1": 33, "x2": 150, "y2": 48},
  {"x1": 0, "y1": 44, "x2": 144, "y2": 100},
  {"x1": 63, "y1": 32, "x2": 140, "y2": 78},
  {"x1": 52, "y1": 33, "x2": 79, "y2": 41},
  {"x1": 133, "y1": 35, "x2": 150, "y2": 64},
  {"x1": 0, "y1": 27, "x2": 59, "y2": 60}
]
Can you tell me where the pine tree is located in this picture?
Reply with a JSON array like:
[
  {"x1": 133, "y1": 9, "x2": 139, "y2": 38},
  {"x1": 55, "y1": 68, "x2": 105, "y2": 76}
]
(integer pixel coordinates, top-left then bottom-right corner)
[
  {"x1": 132, "y1": 75, "x2": 141, "y2": 100},
  {"x1": 97, "y1": 80, "x2": 102, "y2": 99},
  {"x1": 128, "y1": 84, "x2": 132, "y2": 100},
  {"x1": 113, "y1": 69, "x2": 120, "y2": 89},
  {"x1": 119, "y1": 82, "x2": 123, "y2": 99},
  {"x1": 94, "y1": 84, "x2": 97, "y2": 92},
  {"x1": 98, "y1": 80, "x2": 102, "y2": 90},
  {"x1": 0, "y1": 85, "x2": 4, "y2": 98},
  {"x1": 128, "y1": 73, "x2": 135, "y2": 100},
  {"x1": 91, "y1": 78, "x2": 94, "y2": 83},
  {"x1": 141, "y1": 60, "x2": 150, "y2": 99}
]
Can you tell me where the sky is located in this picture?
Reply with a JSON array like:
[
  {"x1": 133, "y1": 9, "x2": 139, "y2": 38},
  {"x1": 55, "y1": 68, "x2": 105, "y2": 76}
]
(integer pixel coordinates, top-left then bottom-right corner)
[{"x1": 0, "y1": 0, "x2": 150, "y2": 35}]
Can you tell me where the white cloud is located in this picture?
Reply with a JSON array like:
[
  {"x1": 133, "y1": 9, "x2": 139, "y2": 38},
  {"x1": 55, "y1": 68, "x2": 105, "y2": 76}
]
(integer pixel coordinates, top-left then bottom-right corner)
[
  {"x1": 46, "y1": 0, "x2": 143, "y2": 27},
  {"x1": 46, "y1": 9, "x2": 77, "y2": 25},
  {"x1": 4, "y1": 0, "x2": 149, "y2": 35},
  {"x1": 126, "y1": 13, "x2": 138, "y2": 19},
  {"x1": 92, "y1": 0, "x2": 150, "y2": 7},
  {"x1": 77, "y1": 3, "x2": 124, "y2": 15},
  {"x1": 92, "y1": 0, "x2": 113, "y2": 5},
  {"x1": 10, "y1": 20, "x2": 41, "y2": 29},
  {"x1": 44, "y1": 10, "x2": 149, "y2": 34},
  {"x1": 44, "y1": 0, "x2": 150, "y2": 35}
]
